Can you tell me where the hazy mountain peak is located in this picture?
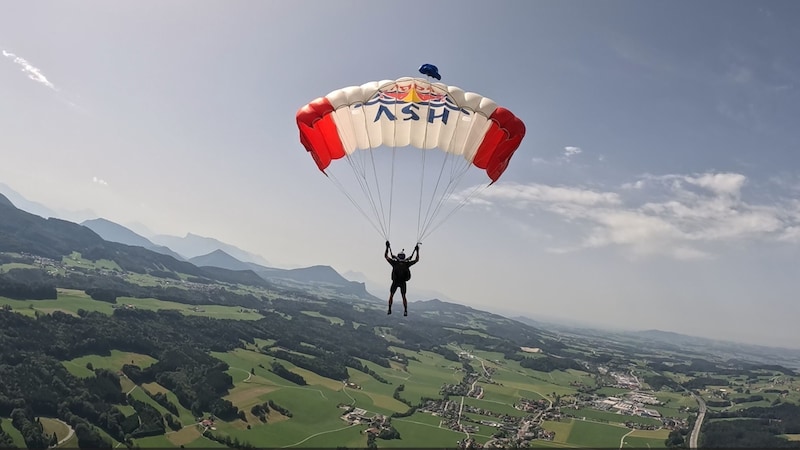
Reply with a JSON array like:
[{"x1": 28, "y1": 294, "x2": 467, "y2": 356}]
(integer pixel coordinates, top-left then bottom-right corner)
[
  {"x1": 81, "y1": 217, "x2": 185, "y2": 260},
  {"x1": 188, "y1": 249, "x2": 253, "y2": 271},
  {"x1": 0, "y1": 193, "x2": 13, "y2": 208},
  {"x1": 0, "y1": 183, "x2": 56, "y2": 218},
  {"x1": 150, "y1": 233, "x2": 269, "y2": 266}
]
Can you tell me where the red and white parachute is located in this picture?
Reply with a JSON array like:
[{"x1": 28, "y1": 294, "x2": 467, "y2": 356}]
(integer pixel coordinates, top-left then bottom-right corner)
[{"x1": 297, "y1": 75, "x2": 525, "y2": 243}]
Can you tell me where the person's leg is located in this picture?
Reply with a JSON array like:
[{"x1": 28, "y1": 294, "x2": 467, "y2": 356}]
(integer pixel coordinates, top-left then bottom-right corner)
[
  {"x1": 388, "y1": 284, "x2": 397, "y2": 314},
  {"x1": 401, "y1": 284, "x2": 408, "y2": 316}
]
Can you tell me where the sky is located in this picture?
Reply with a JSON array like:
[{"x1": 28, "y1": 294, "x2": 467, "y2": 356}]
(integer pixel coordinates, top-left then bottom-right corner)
[{"x1": 2, "y1": 1, "x2": 800, "y2": 349}]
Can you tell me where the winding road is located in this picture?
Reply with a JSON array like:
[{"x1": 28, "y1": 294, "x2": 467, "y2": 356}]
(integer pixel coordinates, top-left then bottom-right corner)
[
  {"x1": 689, "y1": 392, "x2": 707, "y2": 449},
  {"x1": 53, "y1": 419, "x2": 75, "y2": 447}
]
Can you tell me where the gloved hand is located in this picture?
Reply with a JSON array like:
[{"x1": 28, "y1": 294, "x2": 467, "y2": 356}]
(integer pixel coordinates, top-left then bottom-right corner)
[
  {"x1": 385, "y1": 241, "x2": 391, "y2": 249},
  {"x1": 414, "y1": 243, "x2": 420, "y2": 251}
]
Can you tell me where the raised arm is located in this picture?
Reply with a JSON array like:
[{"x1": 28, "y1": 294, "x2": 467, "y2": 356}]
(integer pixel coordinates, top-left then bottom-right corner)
[
  {"x1": 412, "y1": 244, "x2": 420, "y2": 262},
  {"x1": 385, "y1": 241, "x2": 393, "y2": 262}
]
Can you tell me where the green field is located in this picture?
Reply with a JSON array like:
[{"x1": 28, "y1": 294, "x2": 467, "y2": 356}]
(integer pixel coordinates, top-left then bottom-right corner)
[
  {"x1": 62, "y1": 350, "x2": 157, "y2": 378},
  {"x1": 542, "y1": 417, "x2": 633, "y2": 447},
  {"x1": 541, "y1": 419, "x2": 573, "y2": 444},
  {"x1": 114, "y1": 403, "x2": 136, "y2": 416},
  {"x1": 0, "y1": 289, "x2": 263, "y2": 320},
  {"x1": 140, "y1": 382, "x2": 197, "y2": 426},
  {"x1": 62, "y1": 252, "x2": 122, "y2": 271},
  {"x1": 568, "y1": 407, "x2": 661, "y2": 426},
  {"x1": 39, "y1": 417, "x2": 71, "y2": 445},
  {"x1": 483, "y1": 359, "x2": 573, "y2": 399},
  {"x1": 301, "y1": 310, "x2": 345, "y2": 325},
  {"x1": 0, "y1": 418, "x2": 26, "y2": 448},
  {"x1": 565, "y1": 418, "x2": 630, "y2": 447},
  {"x1": 384, "y1": 349, "x2": 463, "y2": 405},
  {"x1": 384, "y1": 418, "x2": 475, "y2": 447},
  {"x1": 622, "y1": 428, "x2": 669, "y2": 448},
  {"x1": 0, "y1": 262, "x2": 38, "y2": 272}
]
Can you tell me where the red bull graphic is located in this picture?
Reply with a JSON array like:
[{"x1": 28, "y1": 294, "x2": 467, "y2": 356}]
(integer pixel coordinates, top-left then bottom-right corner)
[{"x1": 365, "y1": 80, "x2": 465, "y2": 125}]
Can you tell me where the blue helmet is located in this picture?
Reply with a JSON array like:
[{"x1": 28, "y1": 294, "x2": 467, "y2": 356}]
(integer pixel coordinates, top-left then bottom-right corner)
[{"x1": 397, "y1": 252, "x2": 406, "y2": 260}]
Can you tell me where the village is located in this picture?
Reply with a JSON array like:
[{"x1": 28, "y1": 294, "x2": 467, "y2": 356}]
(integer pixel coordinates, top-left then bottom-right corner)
[
  {"x1": 16, "y1": 251, "x2": 230, "y2": 294},
  {"x1": 334, "y1": 351, "x2": 690, "y2": 449}
]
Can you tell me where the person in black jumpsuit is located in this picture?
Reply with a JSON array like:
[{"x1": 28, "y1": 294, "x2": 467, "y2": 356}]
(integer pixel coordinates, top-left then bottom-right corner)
[{"x1": 384, "y1": 241, "x2": 419, "y2": 316}]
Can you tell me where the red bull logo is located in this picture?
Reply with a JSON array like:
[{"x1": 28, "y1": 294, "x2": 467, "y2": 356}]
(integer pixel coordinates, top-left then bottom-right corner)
[
  {"x1": 363, "y1": 79, "x2": 467, "y2": 125},
  {"x1": 378, "y1": 81, "x2": 447, "y2": 103}
]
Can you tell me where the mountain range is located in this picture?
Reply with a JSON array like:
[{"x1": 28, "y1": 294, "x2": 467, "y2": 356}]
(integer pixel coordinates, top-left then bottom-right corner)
[
  {"x1": 3, "y1": 183, "x2": 800, "y2": 364},
  {"x1": 0, "y1": 190, "x2": 376, "y2": 301}
]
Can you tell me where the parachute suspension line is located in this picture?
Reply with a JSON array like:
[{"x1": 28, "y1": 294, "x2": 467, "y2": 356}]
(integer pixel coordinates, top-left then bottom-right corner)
[
  {"x1": 339, "y1": 95, "x2": 399, "y2": 241},
  {"x1": 343, "y1": 153, "x2": 388, "y2": 239},
  {"x1": 415, "y1": 104, "x2": 483, "y2": 242},
  {"x1": 416, "y1": 144, "x2": 426, "y2": 241},
  {"x1": 416, "y1": 142, "x2": 452, "y2": 242},
  {"x1": 416, "y1": 155, "x2": 475, "y2": 242},
  {"x1": 326, "y1": 170, "x2": 386, "y2": 239},
  {"x1": 365, "y1": 142, "x2": 389, "y2": 235},
  {"x1": 419, "y1": 182, "x2": 489, "y2": 242}
]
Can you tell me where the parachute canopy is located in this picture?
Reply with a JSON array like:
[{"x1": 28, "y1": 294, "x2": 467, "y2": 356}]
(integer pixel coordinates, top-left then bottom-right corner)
[
  {"x1": 296, "y1": 75, "x2": 525, "y2": 242},
  {"x1": 297, "y1": 77, "x2": 524, "y2": 182}
]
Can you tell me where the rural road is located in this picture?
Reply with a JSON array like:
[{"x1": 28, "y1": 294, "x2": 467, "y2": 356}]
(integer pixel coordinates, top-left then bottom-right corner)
[
  {"x1": 619, "y1": 429, "x2": 634, "y2": 449},
  {"x1": 53, "y1": 419, "x2": 75, "y2": 447},
  {"x1": 689, "y1": 392, "x2": 707, "y2": 448}
]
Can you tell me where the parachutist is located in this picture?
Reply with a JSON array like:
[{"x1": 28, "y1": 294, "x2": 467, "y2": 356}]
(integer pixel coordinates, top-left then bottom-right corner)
[{"x1": 384, "y1": 243, "x2": 420, "y2": 316}]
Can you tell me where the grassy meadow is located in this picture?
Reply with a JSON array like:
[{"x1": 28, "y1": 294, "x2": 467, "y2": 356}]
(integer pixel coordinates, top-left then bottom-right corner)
[
  {"x1": 0, "y1": 288, "x2": 263, "y2": 320},
  {"x1": 0, "y1": 418, "x2": 26, "y2": 448},
  {"x1": 62, "y1": 350, "x2": 157, "y2": 378}
]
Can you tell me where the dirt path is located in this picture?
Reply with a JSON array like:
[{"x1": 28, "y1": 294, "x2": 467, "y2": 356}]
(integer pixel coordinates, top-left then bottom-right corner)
[
  {"x1": 53, "y1": 419, "x2": 75, "y2": 447},
  {"x1": 280, "y1": 424, "x2": 356, "y2": 448},
  {"x1": 619, "y1": 428, "x2": 634, "y2": 449}
]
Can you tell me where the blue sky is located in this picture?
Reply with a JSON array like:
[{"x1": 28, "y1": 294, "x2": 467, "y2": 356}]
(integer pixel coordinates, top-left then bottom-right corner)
[{"x1": 2, "y1": 1, "x2": 799, "y2": 348}]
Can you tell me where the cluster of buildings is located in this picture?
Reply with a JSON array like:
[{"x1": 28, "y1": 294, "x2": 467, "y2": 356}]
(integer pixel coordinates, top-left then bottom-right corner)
[
  {"x1": 592, "y1": 395, "x2": 662, "y2": 418},
  {"x1": 515, "y1": 397, "x2": 550, "y2": 412},
  {"x1": 609, "y1": 371, "x2": 642, "y2": 389},
  {"x1": 344, "y1": 381, "x2": 362, "y2": 390},
  {"x1": 338, "y1": 407, "x2": 394, "y2": 436},
  {"x1": 339, "y1": 406, "x2": 371, "y2": 424}
]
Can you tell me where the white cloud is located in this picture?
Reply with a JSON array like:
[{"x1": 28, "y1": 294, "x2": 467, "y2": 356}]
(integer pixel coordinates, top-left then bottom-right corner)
[
  {"x1": 469, "y1": 172, "x2": 800, "y2": 259},
  {"x1": 477, "y1": 183, "x2": 621, "y2": 207},
  {"x1": 564, "y1": 146, "x2": 582, "y2": 159},
  {"x1": 2, "y1": 50, "x2": 56, "y2": 90},
  {"x1": 683, "y1": 173, "x2": 746, "y2": 196},
  {"x1": 528, "y1": 146, "x2": 590, "y2": 166},
  {"x1": 779, "y1": 227, "x2": 800, "y2": 243},
  {"x1": 92, "y1": 176, "x2": 108, "y2": 186}
]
